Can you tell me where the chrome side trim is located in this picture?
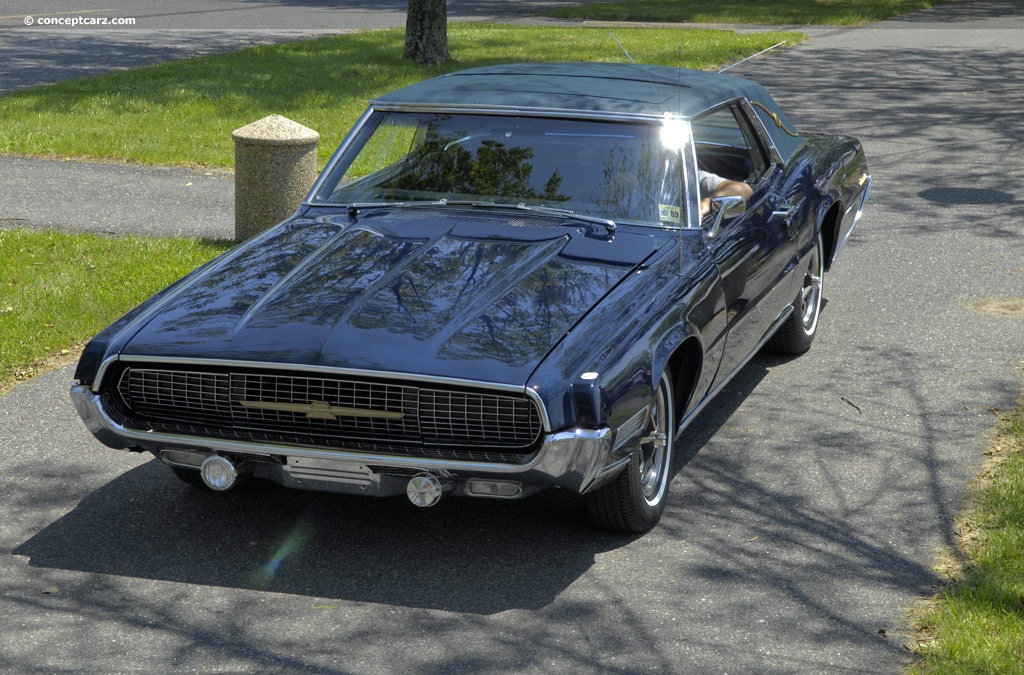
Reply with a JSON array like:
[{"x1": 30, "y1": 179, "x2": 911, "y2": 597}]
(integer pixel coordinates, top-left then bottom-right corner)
[
  {"x1": 95, "y1": 354, "x2": 552, "y2": 432},
  {"x1": 612, "y1": 406, "x2": 649, "y2": 452}
]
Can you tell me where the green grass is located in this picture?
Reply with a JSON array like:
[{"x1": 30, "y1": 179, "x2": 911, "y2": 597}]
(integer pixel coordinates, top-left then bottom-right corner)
[
  {"x1": 0, "y1": 229, "x2": 230, "y2": 390},
  {"x1": 546, "y1": 0, "x2": 952, "y2": 25},
  {"x1": 0, "y1": 25, "x2": 802, "y2": 168},
  {"x1": 909, "y1": 401, "x2": 1024, "y2": 673}
]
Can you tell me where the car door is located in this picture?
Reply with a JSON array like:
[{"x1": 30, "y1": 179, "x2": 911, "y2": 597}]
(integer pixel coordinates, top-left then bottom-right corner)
[{"x1": 694, "y1": 103, "x2": 796, "y2": 383}]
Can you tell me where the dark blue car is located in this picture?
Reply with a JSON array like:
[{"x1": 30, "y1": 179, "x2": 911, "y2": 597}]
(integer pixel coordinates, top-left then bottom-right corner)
[{"x1": 71, "y1": 63, "x2": 870, "y2": 531}]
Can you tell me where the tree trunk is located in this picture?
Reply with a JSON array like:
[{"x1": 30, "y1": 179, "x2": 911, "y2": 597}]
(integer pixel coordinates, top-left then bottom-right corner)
[{"x1": 404, "y1": 0, "x2": 450, "y2": 65}]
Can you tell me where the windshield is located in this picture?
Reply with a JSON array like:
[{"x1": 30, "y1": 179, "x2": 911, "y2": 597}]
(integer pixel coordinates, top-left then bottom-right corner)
[{"x1": 314, "y1": 111, "x2": 685, "y2": 227}]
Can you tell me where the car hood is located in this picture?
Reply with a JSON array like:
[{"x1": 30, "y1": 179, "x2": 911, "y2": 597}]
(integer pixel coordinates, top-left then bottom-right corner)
[{"x1": 119, "y1": 208, "x2": 664, "y2": 385}]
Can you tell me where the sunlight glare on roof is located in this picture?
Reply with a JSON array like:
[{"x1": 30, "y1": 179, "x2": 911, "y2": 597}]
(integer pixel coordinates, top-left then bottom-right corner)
[{"x1": 660, "y1": 116, "x2": 690, "y2": 151}]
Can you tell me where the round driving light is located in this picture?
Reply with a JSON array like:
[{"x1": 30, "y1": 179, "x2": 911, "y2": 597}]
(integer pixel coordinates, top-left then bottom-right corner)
[
  {"x1": 200, "y1": 455, "x2": 238, "y2": 491},
  {"x1": 407, "y1": 472, "x2": 444, "y2": 508}
]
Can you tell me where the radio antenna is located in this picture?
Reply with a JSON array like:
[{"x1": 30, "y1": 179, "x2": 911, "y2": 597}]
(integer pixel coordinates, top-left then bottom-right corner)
[
  {"x1": 609, "y1": 32, "x2": 635, "y2": 64},
  {"x1": 718, "y1": 40, "x2": 787, "y2": 73}
]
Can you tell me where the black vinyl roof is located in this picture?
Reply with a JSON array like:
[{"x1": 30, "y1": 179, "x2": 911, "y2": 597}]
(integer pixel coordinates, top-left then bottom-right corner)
[
  {"x1": 377, "y1": 63, "x2": 763, "y2": 118},
  {"x1": 373, "y1": 63, "x2": 804, "y2": 161}
]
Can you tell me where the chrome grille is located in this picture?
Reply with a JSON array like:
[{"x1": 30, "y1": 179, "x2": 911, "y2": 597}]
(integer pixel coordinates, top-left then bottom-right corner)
[
  {"x1": 232, "y1": 372, "x2": 420, "y2": 442},
  {"x1": 420, "y1": 389, "x2": 537, "y2": 445},
  {"x1": 118, "y1": 369, "x2": 233, "y2": 424},
  {"x1": 113, "y1": 366, "x2": 542, "y2": 461}
]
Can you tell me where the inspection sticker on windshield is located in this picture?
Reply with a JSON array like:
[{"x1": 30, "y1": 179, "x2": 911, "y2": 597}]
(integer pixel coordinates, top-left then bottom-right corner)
[{"x1": 659, "y1": 204, "x2": 681, "y2": 224}]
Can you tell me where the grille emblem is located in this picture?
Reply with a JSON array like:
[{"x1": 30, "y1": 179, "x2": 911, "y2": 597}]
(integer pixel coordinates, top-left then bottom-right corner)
[{"x1": 240, "y1": 400, "x2": 405, "y2": 421}]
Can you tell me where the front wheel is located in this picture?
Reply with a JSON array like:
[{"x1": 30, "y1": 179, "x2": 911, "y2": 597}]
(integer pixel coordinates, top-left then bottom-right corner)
[
  {"x1": 769, "y1": 232, "x2": 824, "y2": 355},
  {"x1": 586, "y1": 371, "x2": 675, "y2": 532}
]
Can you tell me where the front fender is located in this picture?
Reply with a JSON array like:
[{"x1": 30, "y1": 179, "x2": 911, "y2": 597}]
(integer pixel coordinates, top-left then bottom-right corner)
[{"x1": 529, "y1": 234, "x2": 724, "y2": 440}]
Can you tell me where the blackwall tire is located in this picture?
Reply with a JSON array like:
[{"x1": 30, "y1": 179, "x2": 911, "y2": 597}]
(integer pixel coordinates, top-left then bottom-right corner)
[
  {"x1": 586, "y1": 371, "x2": 675, "y2": 532},
  {"x1": 770, "y1": 232, "x2": 824, "y2": 355}
]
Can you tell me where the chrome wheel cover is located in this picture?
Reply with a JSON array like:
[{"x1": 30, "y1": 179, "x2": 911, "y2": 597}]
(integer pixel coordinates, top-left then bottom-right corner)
[
  {"x1": 799, "y1": 238, "x2": 824, "y2": 335},
  {"x1": 640, "y1": 375, "x2": 671, "y2": 506}
]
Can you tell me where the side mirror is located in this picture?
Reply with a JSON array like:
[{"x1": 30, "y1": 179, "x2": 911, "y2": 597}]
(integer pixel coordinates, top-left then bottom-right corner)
[{"x1": 707, "y1": 195, "x2": 747, "y2": 238}]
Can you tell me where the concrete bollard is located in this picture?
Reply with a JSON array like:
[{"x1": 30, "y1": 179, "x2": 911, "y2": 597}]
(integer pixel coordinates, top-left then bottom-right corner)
[{"x1": 232, "y1": 114, "x2": 319, "y2": 242}]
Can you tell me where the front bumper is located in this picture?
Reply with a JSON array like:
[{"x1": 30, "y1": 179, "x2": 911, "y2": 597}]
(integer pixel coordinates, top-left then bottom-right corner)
[{"x1": 70, "y1": 383, "x2": 626, "y2": 499}]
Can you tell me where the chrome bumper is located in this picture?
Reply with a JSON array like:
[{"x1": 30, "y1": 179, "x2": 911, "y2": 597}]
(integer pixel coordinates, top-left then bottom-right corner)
[{"x1": 70, "y1": 383, "x2": 623, "y2": 498}]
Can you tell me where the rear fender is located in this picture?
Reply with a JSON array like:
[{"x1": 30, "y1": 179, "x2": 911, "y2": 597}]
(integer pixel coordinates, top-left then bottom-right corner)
[{"x1": 816, "y1": 193, "x2": 843, "y2": 272}]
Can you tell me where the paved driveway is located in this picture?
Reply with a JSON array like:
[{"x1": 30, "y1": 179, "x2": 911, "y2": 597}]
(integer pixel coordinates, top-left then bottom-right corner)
[
  {"x1": 0, "y1": 0, "x2": 583, "y2": 93},
  {"x1": 2, "y1": 1, "x2": 1023, "y2": 672}
]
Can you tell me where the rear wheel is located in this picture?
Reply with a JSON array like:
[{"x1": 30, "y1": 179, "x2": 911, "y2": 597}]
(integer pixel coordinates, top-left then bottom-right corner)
[
  {"x1": 769, "y1": 232, "x2": 824, "y2": 355},
  {"x1": 586, "y1": 371, "x2": 675, "y2": 532}
]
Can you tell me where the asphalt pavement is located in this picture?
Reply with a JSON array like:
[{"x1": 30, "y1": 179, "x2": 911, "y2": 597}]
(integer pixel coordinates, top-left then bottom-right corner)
[
  {"x1": 0, "y1": 0, "x2": 591, "y2": 94},
  {"x1": 2, "y1": 1, "x2": 1023, "y2": 673}
]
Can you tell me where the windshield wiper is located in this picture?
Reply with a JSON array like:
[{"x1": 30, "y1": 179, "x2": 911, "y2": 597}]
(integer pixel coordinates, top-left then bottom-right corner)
[
  {"x1": 347, "y1": 199, "x2": 449, "y2": 216},
  {"x1": 348, "y1": 199, "x2": 444, "y2": 209},
  {"x1": 346, "y1": 199, "x2": 617, "y2": 233},
  {"x1": 462, "y1": 201, "x2": 617, "y2": 233}
]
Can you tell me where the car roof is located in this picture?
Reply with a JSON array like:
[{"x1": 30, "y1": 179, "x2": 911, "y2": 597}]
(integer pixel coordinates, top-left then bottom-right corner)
[
  {"x1": 372, "y1": 62, "x2": 805, "y2": 162},
  {"x1": 375, "y1": 62, "x2": 745, "y2": 117}
]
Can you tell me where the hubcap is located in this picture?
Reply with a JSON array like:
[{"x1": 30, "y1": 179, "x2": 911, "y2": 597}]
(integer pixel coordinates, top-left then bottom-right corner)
[
  {"x1": 800, "y1": 240, "x2": 823, "y2": 333},
  {"x1": 640, "y1": 382, "x2": 670, "y2": 505}
]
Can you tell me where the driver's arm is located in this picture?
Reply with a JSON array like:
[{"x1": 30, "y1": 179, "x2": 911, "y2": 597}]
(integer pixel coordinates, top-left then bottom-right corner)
[{"x1": 700, "y1": 178, "x2": 753, "y2": 219}]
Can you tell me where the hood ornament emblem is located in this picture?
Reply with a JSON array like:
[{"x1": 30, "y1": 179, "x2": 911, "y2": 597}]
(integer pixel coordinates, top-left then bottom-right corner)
[{"x1": 240, "y1": 400, "x2": 405, "y2": 421}]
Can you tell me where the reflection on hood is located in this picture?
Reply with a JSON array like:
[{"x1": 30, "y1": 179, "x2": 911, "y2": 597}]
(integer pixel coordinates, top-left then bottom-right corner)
[{"x1": 120, "y1": 210, "x2": 662, "y2": 384}]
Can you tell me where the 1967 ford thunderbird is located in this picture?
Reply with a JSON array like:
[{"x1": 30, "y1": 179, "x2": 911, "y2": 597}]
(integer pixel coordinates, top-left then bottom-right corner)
[{"x1": 70, "y1": 63, "x2": 870, "y2": 531}]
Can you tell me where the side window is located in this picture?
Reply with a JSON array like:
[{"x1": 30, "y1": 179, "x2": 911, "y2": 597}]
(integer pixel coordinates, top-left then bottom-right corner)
[{"x1": 692, "y1": 104, "x2": 771, "y2": 187}]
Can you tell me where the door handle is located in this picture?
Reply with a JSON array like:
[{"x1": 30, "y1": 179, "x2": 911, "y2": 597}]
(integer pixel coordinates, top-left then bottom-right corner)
[{"x1": 771, "y1": 203, "x2": 800, "y2": 223}]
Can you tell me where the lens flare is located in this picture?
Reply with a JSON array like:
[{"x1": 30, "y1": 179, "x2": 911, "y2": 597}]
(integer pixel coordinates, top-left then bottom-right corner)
[
  {"x1": 660, "y1": 117, "x2": 690, "y2": 151},
  {"x1": 251, "y1": 521, "x2": 313, "y2": 587}
]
